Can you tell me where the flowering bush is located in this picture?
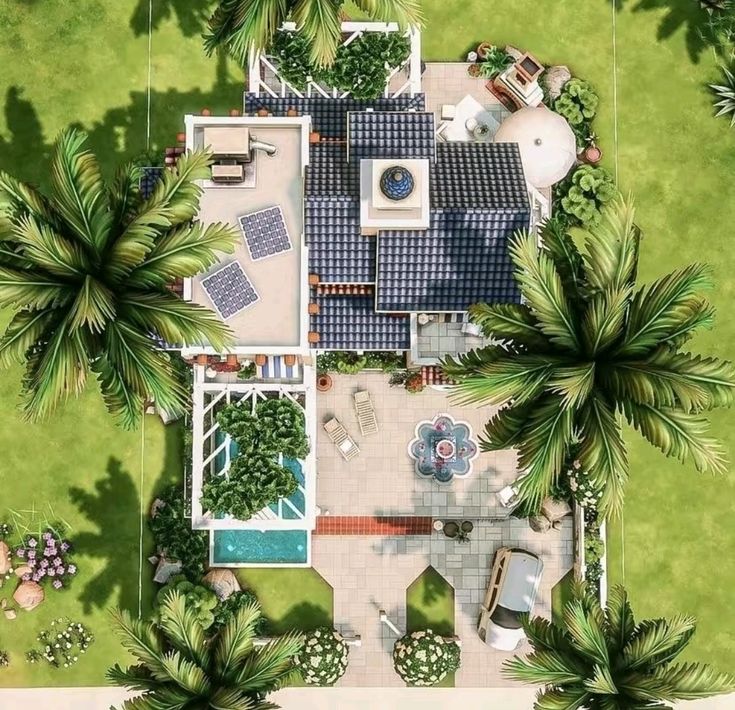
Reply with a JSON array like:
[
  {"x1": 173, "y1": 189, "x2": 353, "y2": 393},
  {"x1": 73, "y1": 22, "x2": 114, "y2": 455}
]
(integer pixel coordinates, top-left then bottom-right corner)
[
  {"x1": 567, "y1": 460, "x2": 602, "y2": 508},
  {"x1": 393, "y1": 629, "x2": 460, "y2": 686},
  {"x1": 295, "y1": 627, "x2": 349, "y2": 686},
  {"x1": 25, "y1": 618, "x2": 94, "y2": 669},
  {"x1": 0, "y1": 522, "x2": 11, "y2": 540},
  {"x1": 15, "y1": 529, "x2": 77, "y2": 590}
]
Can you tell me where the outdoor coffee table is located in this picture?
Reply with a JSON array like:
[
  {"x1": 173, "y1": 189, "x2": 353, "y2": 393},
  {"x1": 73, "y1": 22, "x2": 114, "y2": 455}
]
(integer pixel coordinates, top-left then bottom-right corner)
[{"x1": 440, "y1": 94, "x2": 501, "y2": 143}]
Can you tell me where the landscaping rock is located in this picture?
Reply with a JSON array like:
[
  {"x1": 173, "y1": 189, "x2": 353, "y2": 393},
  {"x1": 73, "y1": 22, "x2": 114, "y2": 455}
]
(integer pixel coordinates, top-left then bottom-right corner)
[
  {"x1": 0, "y1": 541, "x2": 11, "y2": 575},
  {"x1": 13, "y1": 581, "x2": 44, "y2": 611},
  {"x1": 3, "y1": 608, "x2": 16, "y2": 620},
  {"x1": 1, "y1": 599, "x2": 6, "y2": 609},
  {"x1": 14, "y1": 565, "x2": 32, "y2": 579},
  {"x1": 505, "y1": 44, "x2": 523, "y2": 61},
  {"x1": 153, "y1": 557, "x2": 182, "y2": 585},
  {"x1": 202, "y1": 569, "x2": 241, "y2": 601},
  {"x1": 150, "y1": 498, "x2": 166, "y2": 518},
  {"x1": 529, "y1": 515, "x2": 552, "y2": 533},
  {"x1": 545, "y1": 65, "x2": 572, "y2": 100}
]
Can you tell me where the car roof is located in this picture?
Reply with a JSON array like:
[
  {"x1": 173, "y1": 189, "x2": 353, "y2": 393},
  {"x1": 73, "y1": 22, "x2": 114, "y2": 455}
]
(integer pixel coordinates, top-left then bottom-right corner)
[{"x1": 497, "y1": 550, "x2": 544, "y2": 612}]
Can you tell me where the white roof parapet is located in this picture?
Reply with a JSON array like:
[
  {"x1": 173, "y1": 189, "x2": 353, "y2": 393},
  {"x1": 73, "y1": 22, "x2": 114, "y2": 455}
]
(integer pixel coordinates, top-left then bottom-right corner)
[{"x1": 248, "y1": 22, "x2": 422, "y2": 99}]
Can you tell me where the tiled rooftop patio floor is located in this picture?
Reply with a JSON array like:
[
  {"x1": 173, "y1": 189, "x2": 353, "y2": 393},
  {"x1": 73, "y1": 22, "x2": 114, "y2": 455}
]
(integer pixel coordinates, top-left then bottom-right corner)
[{"x1": 316, "y1": 372, "x2": 517, "y2": 518}]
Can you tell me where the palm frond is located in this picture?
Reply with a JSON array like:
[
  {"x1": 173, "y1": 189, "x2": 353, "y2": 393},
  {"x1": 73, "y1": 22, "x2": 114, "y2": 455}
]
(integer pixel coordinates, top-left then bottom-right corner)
[
  {"x1": 92, "y1": 353, "x2": 145, "y2": 429},
  {"x1": 502, "y1": 650, "x2": 587, "y2": 686},
  {"x1": 119, "y1": 291, "x2": 233, "y2": 351},
  {"x1": 11, "y1": 213, "x2": 88, "y2": 278},
  {"x1": 214, "y1": 600, "x2": 261, "y2": 682},
  {"x1": 523, "y1": 615, "x2": 574, "y2": 654},
  {"x1": 531, "y1": 686, "x2": 591, "y2": 710},
  {"x1": 234, "y1": 631, "x2": 303, "y2": 692},
  {"x1": 128, "y1": 222, "x2": 238, "y2": 288},
  {"x1": 0, "y1": 309, "x2": 56, "y2": 368},
  {"x1": 293, "y1": 0, "x2": 343, "y2": 67},
  {"x1": 514, "y1": 396, "x2": 574, "y2": 513},
  {"x1": 48, "y1": 128, "x2": 111, "y2": 253},
  {"x1": 509, "y1": 231, "x2": 581, "y2": 352},
  {"x1": 109, "y1": 607, "x2": 166, "y2": 678},
  {"x1": 0, "y1": 170, "x2": 56, "y2": 225},
  {"x1": 441, "y1": 343, "x2": 510, "y2": 378},
  {"x1": 584, "y1": 664, "x2": 619, "y2": 695},
  {"x1": 580, "y1": 195, "x2": 638, "y2": 293},
  {"x1": 621, "y1": 401, "x2": 728, "y2": 474},
  {"x1": 622, "y1": 616, "x2": 697, "y2": 671},
  {"x1": 160, "y1": 650, "x2": 211, "y2": 697},
  {"x1": 354, "y1": 0, "x2": 424, "y2": 28},
  {"x1": 581, "y1": 287, "x2": 631, "y2": 356},
  {"x1": 548, "y1": 363, "x2": 596, "y2": 409},
  {"x1": 577, "y1": 394, "x2": 628, "y2": 517},
  {"x1": 603, "y1": 349, "x2": 735, "y2": 412},
  {"x1": 653, "y1": 662, "x2": 735, "y2": 701},
  {"x1": 0, "y1": 264, "x2": 72, "y2": 309},
  {"x1": 658, "y1": 298, "x2": 715, "y2": 349},
  {"x1": 480, "y1": 403, "x2": 533, "y2": 451},
  {"x1": 108, "y1": 162, "x2": 142, "y2": 227},
  {"x1": 157, "y1": 590, "x2": 210, "y2": 670},
  {"x1": 604, "y1": 585, "x2": 636, "y2": 655},
  {"x1": 117, "y1": 685, "x2": 194, "y2": 710},
  {"x1": 105, "y1": 663, "x2": 160, "y2": 692},
  {"x1": 209, "y1": 687, "x2": 259, "y2": 710},
  {"x1": 618, "y1": 263, "x2": 713, "y2": 357},
  {"x1": 539, "y1": 215, "x2": 585, "y2": 303},
  {"x1": 68, "y1": 275, "x2": 116, "y2": 333},
  {"x1": 563, "y1": 598, "x2": 610, "y2": 665},
  {"x1": 467, "y1": 301, "x2": 549, "y2": 348}
]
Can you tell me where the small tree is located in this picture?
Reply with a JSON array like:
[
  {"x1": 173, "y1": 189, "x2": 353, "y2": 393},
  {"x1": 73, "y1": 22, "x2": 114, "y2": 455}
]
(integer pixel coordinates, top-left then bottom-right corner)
[
  {"x1": 393, "y1": 629, "x2": 460, "y2": 686},
  {"x1": 295, "y1": 627, "x2": 349, "y2": 685}
]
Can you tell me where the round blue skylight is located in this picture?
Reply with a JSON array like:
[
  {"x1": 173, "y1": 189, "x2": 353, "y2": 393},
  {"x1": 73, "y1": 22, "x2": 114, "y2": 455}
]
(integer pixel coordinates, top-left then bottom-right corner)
[{"x1": 379, "y1": 166, "x2": 415, "y2": 201}]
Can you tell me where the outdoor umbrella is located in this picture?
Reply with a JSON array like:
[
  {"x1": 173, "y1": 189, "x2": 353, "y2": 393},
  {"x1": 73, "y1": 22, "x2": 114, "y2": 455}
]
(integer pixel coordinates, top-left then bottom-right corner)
[{"x1": 493, "y1": 106, "x2": 577, "y2": 188}]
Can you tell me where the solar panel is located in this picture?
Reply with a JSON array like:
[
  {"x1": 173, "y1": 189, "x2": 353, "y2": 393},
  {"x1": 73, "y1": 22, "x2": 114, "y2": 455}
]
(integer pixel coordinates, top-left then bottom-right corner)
[
  {"x1": 201, "y1": 262, "x2": 259, "y2": 319},
  {"x1": 239, "y1": 206, "x2": 292, "y2": 261}
]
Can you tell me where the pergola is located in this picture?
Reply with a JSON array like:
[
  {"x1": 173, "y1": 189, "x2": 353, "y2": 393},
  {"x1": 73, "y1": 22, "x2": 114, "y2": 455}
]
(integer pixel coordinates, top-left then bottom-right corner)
[
  {"x1": 189, "y1": 365, "x2": 317, "y2": 531},
  {"x1": 248, "y1": 22, "x2": 422, "y2": 100}
]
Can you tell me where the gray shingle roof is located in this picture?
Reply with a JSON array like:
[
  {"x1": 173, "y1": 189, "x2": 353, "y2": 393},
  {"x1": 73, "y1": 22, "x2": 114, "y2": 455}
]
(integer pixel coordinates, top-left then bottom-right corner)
[
  {"x1": 243, "y1": 94, "x2": 426, "y2": 138},
  {"x1": 348, "y1": 111, "x2": 435, "y2": 161},
  {"x1": 310, "y1": 293, "x2": 410, "y2": 350},
  {"x1": 431, "y1": 142, "x2": 528, "y2": 209},
  {"x1": 375, "y1": 208, "x2": 528, "y2": 312},
  {"x1": 305, "y1": 144, "x2": 359, "y2": 197},
  {"x1": 305, "y1": 197, "x2": 375, "y2": 283}
]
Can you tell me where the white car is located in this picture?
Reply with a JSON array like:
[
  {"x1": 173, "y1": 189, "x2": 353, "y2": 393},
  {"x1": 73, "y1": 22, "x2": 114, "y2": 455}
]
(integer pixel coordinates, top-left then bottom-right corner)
[{"x1": 477, "y1": 547, "x2": 544, "y2": 651}]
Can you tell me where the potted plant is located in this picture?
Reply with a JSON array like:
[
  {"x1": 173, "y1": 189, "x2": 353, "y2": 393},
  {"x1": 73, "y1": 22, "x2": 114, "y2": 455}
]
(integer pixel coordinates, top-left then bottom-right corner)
[
  {"x1": 582, "y1": 133, "x2": 602, "y2": 164},
  {"x1": 443, "y1": 521, "x2": 459, "y2": 539},
  {"x1": 405, "y1": 372, "x2": 424, "y2": 394},
  {"x1": 476, "y1": 42, "x2": 492, "y2": 60},
  {"x1": 317, "y1": 373, "x2": 333, "y2": 392},
  {"x1": 468, "y1": 63, "x2": 482, "y2": 78},
  {"x1": 461, "y1": 520, "x2": 474, "y2": 534}
]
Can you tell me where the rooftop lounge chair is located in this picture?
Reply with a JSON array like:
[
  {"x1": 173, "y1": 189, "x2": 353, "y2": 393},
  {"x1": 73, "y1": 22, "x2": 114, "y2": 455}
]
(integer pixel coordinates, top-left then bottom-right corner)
[
  {"x1": 353, "y1": 390, "x2": 378, "y2": 436},
  {"x1": 324, "y1": 417, "x2": 360, "y2": 461}
]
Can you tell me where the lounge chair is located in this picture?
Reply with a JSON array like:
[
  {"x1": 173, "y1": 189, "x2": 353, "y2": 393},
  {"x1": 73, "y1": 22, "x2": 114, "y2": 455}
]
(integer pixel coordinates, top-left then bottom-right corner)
[
  {"x1": 324, "y1": 417, "x2": 360, "y2": 461},
  {"x1": 353, "y1": 390, "x2": 378, "y2": 436}
]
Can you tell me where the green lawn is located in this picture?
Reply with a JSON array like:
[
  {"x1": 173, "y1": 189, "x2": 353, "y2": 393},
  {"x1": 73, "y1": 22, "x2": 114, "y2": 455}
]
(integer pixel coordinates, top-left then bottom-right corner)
[{"x1": 406, "y1": 566, "x2": 455, "y2": 687}]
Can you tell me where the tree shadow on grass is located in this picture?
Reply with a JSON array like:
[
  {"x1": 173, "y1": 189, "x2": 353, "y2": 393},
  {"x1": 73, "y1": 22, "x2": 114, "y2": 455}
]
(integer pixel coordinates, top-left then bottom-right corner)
[
  {"x1": 69, "y1": 457, "x2": 141, "y2": 614},
  {"x1": 129, "y1": 0, "x2": 214, "y2": 39},
  {"x1": 268, "y1": 601, "x2": 333, "y2": 635},
  {"x1": 609, "y1": 0, "x2": 715, "y2": 63}
]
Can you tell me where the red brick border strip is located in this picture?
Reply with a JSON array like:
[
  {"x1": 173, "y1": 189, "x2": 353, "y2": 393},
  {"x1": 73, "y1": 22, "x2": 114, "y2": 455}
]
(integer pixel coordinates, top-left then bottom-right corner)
[{"x1": 314, "y1": 516, "x2": 434, "y2": 536}]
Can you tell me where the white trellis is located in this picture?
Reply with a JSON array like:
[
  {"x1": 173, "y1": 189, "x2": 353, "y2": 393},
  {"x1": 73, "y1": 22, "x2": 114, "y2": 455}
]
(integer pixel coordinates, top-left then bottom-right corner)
[
  {"x1": 248, "y1": 22, "x2": 422, "y2": 100},
  {"x1": 190, "y1": 365, "x2": 318, "y2": 531}
]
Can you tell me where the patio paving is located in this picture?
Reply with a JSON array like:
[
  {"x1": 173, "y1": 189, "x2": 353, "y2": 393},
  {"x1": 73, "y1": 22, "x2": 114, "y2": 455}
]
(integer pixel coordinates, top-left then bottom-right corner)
[{"x1": 312, "y1": 372, "x2": 574, "y2": 687}]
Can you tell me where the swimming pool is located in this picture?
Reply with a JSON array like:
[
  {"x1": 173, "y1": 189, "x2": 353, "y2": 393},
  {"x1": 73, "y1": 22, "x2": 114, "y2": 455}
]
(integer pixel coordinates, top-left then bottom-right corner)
[{"x1": 211, "y1": 529, "x2": 310, "y2": 566}]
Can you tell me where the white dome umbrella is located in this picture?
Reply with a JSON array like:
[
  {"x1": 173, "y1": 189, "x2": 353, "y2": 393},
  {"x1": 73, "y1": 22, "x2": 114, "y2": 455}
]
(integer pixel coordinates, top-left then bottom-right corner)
[{"x1": 494, "y1": 106, "x2": 577, "y2": 188}]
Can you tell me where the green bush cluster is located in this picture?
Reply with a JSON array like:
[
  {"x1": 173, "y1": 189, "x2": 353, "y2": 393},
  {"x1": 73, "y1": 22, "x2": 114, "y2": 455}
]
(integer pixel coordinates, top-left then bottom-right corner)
[
  {"x1": 554, "y1": 78, "x2": 598, "y2": 126},
  {"x1": 272, "y1": 30, "x2": 410, "y2": 100},
  {"x1": 478, "y1": 45, "x2": 513, "y2": 79},
  {"x1": 558, "y1": 165, "x2": 617, "y2": 226},
  {"x1": 149, "y1": 486, "x2": 209, "y2": 582},
  {"x1": 317, "y1": 351, "x2": 405, "y2": 374},
  {"x1": 157, "y1": 575, "x2": 218, "y2": 629},
  {"x1": 584, "y1": 509, "x2": 604, "y2": 586},
  {"x1": 212, "y1": 590, "x2": 266, "y2": 633}
]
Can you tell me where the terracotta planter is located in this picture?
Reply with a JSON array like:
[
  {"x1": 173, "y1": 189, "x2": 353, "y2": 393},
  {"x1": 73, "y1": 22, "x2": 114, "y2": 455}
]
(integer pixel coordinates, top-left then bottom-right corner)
[
  {"x1": 468, "y1": 63, "x2": 482, "y2": 78},
  {"x1": 583, "y1": 145, "x2": 602, "y2": 165},
  {"x1": 317, "y1": 374, "x2": 333, "y2": 392},
  {"x1": 477, "y1": 42, "x2": 492, "y2": 60}
]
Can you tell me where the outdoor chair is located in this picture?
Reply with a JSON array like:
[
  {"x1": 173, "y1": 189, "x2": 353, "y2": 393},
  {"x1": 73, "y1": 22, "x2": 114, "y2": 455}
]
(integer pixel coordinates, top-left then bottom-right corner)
[
  {"x1": 324, "y1": 417, "x2": 360, "y2": 461},
  {"x1": 496, "y1": 485, "x2": 519, "y2": 509},
  {"x1": 441, "y1": 104, "x2": 457, "y2": 121},
  {"x1": 353, "y1": 390, "x2": 378, "y2": 436}
]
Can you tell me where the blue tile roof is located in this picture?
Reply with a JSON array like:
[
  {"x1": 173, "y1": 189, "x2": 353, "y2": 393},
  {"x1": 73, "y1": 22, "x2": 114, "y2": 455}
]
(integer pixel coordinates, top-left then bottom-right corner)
[
  {"x1": 305, "y1": 197, "x2": 375, "y2": 283},
  {"x1": 305, "y1": 144, "x2": 359, "y2": 197},
  {"x1": 310, "y1": 293, "x2": 410, "y2": 350},
  {"x1": 348, "y1": 111, "x2": 435, "y2": 161},
  {"x1": 375, "y1": 208, "x2": 528, "y2": 312}
]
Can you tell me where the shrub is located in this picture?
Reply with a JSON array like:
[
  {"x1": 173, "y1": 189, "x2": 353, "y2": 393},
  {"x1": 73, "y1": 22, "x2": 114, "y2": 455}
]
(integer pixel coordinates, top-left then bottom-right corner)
[
  {"x1": 554, "y1": 78, "x2": 599, "y2": 126},
  {"x1": 271, "y1": 31, "x2": 313, "y2": 90},
  {"x1": 317, "y1": 351, "x2": 404, "y2": 374},
  {"x1": 216, "y1": 405, "x2": 259, "y2": 452},
  {"x1": 157, "y1": 575, "x2": 218, "y2": 629},
  {"x1": 558, "y1": 165, "x2": 617, "y2": 226},
  {"x1": 201, "y1": 454, "x2": 299, "y2": 520},
  {"x1": 212, "y1": 590, "x2": 266, "y2": 632},
  {"x1": 0, "y1": 651, "x2": 8, "y2": 668},
  {"x1": 478, "y1": 45, "x2": 513, "y2": 79},
  {"x1": 393, "y1": 629, "x2": 460, "y2": 686},
  {"x1": 405, "y1": 372, "x2": 425, "y2": 394},
  {"x1": 567, "y1": 460, "x2": 603, "y2": 508},
  {"x1": 25, "y1": 618, "x2": 94, "y2": 669},
  {"x1": 149, "y1": 486, "x2": 208, "y2": 582},
  {"x1": 14, "y1": 529, "x2": 77, "y2": 591},
  {"x1": 710, "y1": 63, "x2": 735, "y2": 127},
  {"x1": 295, "y1": 627, "x2": 349, "y2": 685},
  {"x1": 255, "y1": 398, "x2": 309, "y2": 459}
]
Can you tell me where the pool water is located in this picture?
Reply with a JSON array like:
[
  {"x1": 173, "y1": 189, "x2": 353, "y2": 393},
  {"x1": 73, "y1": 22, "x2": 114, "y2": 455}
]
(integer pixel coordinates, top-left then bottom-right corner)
[{"x1": 212, "y1": 529, "x2": 309, "y2": 565}]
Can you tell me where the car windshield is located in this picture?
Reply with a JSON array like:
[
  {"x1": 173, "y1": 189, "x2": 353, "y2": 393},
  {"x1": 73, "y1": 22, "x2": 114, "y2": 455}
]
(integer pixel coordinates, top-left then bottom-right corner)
[{"x1": 490, "y1": 604, "x2": 522, "y2": 630}]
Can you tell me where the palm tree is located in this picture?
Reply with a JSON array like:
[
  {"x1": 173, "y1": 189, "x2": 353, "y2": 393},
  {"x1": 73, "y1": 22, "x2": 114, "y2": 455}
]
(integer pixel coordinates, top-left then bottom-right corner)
[
  {"x1": 204, "y1": 0, "x2": 423, "y2": 68},
  {"x1": 0, "y1": 129, "x2": 237, "y2": 428},
  {"x1": 504, "y1": 583, "x2": 735, "y2": 709},
  {"x1": 108, "y1": 590, "x2": 303, "y2": 709},
  {"x1": 442, "y1": 197, "x2": 734, "y2": 517}
]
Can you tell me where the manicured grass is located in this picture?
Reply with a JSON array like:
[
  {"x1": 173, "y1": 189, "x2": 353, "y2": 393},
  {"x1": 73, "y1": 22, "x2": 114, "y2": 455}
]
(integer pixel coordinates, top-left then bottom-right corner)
[
  {"x1": 421, "y1": 0, "x2": 735, "y2": 668},
  {"x1": 236, "y1": 568, "x2": 333, "y2": 635},
  {"x1": 551, "y1": 570, "x2": 575, "y2": 627},
  {"x1": 406, "y1": 566, "x2": 455, "y2": 687}
]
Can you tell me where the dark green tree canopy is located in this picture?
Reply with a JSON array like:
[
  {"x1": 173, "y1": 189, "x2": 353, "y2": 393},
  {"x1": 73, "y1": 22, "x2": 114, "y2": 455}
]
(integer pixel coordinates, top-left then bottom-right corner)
[
  {"x1": 443, "y1": 198, "x2": 734, "y2": 516},
  {"x1": 0, "y1": 129, "x2": 238, "y2": 428}
]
